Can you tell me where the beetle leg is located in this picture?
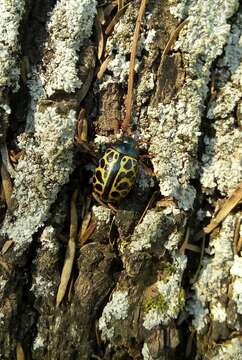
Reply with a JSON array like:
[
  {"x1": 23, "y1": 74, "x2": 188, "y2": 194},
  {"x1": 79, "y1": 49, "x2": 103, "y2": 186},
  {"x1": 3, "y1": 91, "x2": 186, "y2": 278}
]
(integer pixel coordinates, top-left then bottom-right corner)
[
  {"x1": 92, "y1": 192, "x2": 117, "y2": 213},
  {"x1": 107, "y1": 203, "x2": 118, "y2": 213}
]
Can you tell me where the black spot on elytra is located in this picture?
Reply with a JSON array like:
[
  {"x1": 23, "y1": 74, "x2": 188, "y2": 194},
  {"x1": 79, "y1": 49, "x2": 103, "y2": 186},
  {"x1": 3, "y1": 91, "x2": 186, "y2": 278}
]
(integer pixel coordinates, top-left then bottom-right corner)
[
  {"x1": 96, "y1": 170, "x2": 103, "y2": 183},
  {"x1": 117, "y1": 182, "x2": 129, "y2": 191},
  {"x1": 124, "y1": 159, "x2": 132, "y2": 170},
  {"x1": 95, "y1": 184, "x2": 103, "y2": 192},
  {"x1": 107, "y1": 153, "x2": 113, "y2": 162},
  {"x1": 110, "y1": 191, "x2": 120, "y2": 198},
  {"x1": 126, "y1": 170, "x2": 136, "y2": 179},
  {"x1": 116, "y1": 172, "x2": 126, "y2": 183},
  {"x1": 100, "y1": 158, "x2": 105, "y2": 168}
]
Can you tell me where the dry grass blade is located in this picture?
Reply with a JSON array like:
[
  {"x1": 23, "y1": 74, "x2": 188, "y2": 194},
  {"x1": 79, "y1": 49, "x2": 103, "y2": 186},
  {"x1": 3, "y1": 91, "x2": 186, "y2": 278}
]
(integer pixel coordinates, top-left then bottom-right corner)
[
  {"x1": 203, "y1": 181, "x2": 242, "y2": 234},
  {"x1": 118, "y1": 0, "x2": 124, "y2": 11},
  {"x1": 80, "y1": 222, "x2": 96, "y2": 247},
  {"x1": 234, "y1": 213, "x2": 242, "y2": 254},
  {"x1": 79, "y1": 212, "x2": 92, "y2": 240},
  {"x1": 105, "y1": 2, "x2": 130, "y2": 35},
  {"x1": 16, "y1": 343, "x2": 25, "y2": 360},
  {"x1": 97, "y1": 56, "x2": 110, "y2": 79},
  {"x1": 160, "y1": 19, "x2": 189, "y2": 67},
  {"x1": 122, "y1": 0, "x2": 148, "y2": 134},
  {"x1": 1, "y1": 144, "x2": 16, "y2": 178},
  {"x1": 56, "y1": 190, "x2": 78, "y2": 307},
  {"x1": 77, "y1": 108, "x2": 88, "y2": 142},
  {"x1": 1, "y1": 240, "x2": 14, "y2": 255},
  {"x1": 95, "y1": 13, "x2": 105, "y2": 60},
  {"x1": 1, "y1": 163, "x2": 13, "y2": 209},
  {"x1": 190, "y1": 234, "x2": 205, "y2": 284}
]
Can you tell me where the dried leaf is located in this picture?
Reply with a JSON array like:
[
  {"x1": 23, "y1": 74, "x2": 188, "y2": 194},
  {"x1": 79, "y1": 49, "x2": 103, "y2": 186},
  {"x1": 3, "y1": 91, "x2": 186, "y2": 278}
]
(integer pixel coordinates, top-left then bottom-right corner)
[
  {"x1": 1, "y1": 240, "x2": 14, "y2": 255},
  {"x1": 1, "y1": 163, "x2": 13, "y2": 209},
  {"x1": 16, "y1": 343, "x2": 25, "y2": 360},
  {"x1": 56, "y1": 191, "x2": 78, "y2": 307}
]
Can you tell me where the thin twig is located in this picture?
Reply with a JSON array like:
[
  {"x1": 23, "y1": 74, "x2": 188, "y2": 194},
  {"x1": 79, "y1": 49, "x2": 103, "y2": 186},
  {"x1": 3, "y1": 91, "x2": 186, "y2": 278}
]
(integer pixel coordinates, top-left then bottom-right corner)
[
  {"x1": 97, "y1": 56, "x2": 110, "y2": 79},
  {"x1": 160, "y1": 19, "x2": 189, "y2": 68},
  {"x1": 56, "y1": 190, "x2": 78, "y2": 307},
  {"x1": 122, "y1": 0, "x2": 148, "y2": 134},
  {"x1": 105, "y1": 2, "x2": 130, "y2": 35}
]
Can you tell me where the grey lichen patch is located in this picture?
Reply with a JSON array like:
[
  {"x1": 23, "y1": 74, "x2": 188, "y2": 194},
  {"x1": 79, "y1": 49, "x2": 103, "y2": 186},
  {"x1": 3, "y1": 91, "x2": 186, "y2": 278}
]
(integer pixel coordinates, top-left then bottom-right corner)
[
  {"x1": 41, "y1": 0, "x2": 97, "y2": 96},
  {"x1": 187, "y1": 215, "x2": 236, "y2": 334},
  {"x1": 141, "y1": 0, "x2": 239, "y2": 210},
  {"x1": 143, "y1": 253, "x2": 187, "y2": 330},
  {"x1": 91, "y1": 205, "x2": 111, "y2": 243},
  {"x1": 31, "y1": 226, "x2": 59, "y2": 301},
  {"x1": 201, "y1": 13, "x2": 242, "y2": 195},
  {"x1": 210, "y1": 337, "x2": 242, "y2": 360},
  {"x1": 102, "y1": 4, "x2": 137, "y2": 86},
  {"x1": 1, "y1": 103, "x2": 76, "y2": 255},
  {"x1": 99, "y1": 290, "x2": 129, "y2": 341},
  {"x1": 124, "y1": 210, "x2": 169, "y2": 254},
  {"x1": 0, "y1": 0, "x2": 25, "y2": 91}
]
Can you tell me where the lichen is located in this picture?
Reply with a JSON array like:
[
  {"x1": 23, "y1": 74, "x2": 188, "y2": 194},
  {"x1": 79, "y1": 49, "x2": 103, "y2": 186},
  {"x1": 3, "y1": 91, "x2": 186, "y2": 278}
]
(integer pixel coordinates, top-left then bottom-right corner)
[
  {"x1": 41, "y1": 0, "x2": 97, "y2": 96},
  {"x1": 99, "y1": 290, "x2": 129, "y2": 341},
  {"x1": 211, "y1": 337, "x2": 242, "y2": 360},
  {"x1": 1, "y1": 105, "x2": 76, "y2": 253},
  {"x1": 143, "y1": 253, "x2": 187, "y2": 330},
  {"x1": 201, "y1": 12, "x2": 242, "y2": 195},
  {"x1": 0, "y1": 0, "x2": 25, "y2": 91},
  {"x1": 126, "y1": 210, "x2": 167, "y2": 254},
  {"x1": 187, "y1": 215, "x2": 235, "y2": 333},
  {"x1": 142, "y1": 342, "x2": 153, "y2": 360},
  {"x1": 141, "y1": 0, "x2": 240, "y2": 210}
]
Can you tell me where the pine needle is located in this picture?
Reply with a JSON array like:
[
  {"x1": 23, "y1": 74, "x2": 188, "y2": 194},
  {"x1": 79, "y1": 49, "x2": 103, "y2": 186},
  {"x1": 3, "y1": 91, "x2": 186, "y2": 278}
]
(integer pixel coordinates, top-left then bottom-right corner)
[
  {"x1": 203, "y1": 181, "x2": 242, "y2": 234},
  {"x1": 56, "y1": 190, "x2": 78, "y2": 307},
  {"x1": 122, "y1": 0, "x2": 148, "y2": 134}
]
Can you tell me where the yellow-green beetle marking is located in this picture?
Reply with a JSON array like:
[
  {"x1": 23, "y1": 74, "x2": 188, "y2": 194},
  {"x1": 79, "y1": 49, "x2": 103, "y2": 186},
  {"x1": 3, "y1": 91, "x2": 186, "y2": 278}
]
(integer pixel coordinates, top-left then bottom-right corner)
[{"x1": 93, "y1": 137, "x2": 138, "y2": 204}]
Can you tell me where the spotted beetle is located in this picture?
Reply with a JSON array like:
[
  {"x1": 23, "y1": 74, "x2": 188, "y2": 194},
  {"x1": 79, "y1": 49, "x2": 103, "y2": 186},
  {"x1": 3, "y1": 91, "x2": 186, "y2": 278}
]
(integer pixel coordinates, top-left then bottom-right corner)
[{"x1": 92, "y1": 137, "x2": 138, "y2": 205}]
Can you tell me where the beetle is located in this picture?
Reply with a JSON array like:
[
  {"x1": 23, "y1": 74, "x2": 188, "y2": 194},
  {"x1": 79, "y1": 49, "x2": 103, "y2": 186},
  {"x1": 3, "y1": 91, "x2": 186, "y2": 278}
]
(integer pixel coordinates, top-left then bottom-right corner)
[{"x1": 92, "y1": 137, "x2": 138, "y2": 207}]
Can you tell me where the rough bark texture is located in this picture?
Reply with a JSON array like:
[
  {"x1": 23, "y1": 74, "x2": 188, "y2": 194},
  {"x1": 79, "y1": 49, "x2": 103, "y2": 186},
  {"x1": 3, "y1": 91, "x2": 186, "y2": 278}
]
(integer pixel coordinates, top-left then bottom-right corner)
[{"x1": 0, "y1": 0, "x2": 241, "y2": 359}]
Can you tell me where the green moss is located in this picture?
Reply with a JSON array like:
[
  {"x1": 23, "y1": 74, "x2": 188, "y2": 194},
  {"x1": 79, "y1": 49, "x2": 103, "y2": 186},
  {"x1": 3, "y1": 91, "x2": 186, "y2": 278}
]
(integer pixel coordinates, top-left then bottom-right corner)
[
  {"x1": 178, "y1": 287, "x2": 185, "y2": 308},
  {"x1": 163, "y1": 262, "x2": 176, "y2": 276},
  {"x1": 144, "y1": 294, "x2": 168, "y2": 313}
]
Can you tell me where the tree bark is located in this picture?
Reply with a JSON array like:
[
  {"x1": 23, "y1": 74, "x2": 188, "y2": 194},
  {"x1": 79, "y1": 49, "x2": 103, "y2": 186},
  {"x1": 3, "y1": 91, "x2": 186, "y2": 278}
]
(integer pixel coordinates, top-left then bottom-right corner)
[{"x1": 0, "y1": 0, "x2": 241, "y2": 359}]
